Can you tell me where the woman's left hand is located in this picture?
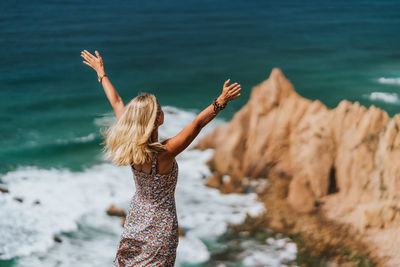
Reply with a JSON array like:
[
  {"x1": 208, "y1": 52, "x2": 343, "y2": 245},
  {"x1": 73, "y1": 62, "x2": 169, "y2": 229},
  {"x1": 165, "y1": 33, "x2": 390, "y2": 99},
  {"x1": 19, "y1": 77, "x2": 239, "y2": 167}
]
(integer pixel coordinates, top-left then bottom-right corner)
[{"x1": 81, "y1": 50, "x2": 105, "y2": 77}]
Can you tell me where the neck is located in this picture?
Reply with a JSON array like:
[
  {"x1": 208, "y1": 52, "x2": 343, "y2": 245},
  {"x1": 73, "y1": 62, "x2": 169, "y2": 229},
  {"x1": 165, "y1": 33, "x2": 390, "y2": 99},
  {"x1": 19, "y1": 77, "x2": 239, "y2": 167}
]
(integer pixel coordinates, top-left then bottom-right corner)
[{"x1": 151, "y1": 128, "x2": 158, "y2": 142}]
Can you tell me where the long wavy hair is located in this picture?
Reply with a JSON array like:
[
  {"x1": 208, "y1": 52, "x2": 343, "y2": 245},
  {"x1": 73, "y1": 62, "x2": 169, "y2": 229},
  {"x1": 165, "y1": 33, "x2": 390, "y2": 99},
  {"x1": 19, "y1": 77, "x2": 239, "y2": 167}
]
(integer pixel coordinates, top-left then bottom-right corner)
[{"x1": 100, "y1": 93, "x2": 167, "y2": 166}]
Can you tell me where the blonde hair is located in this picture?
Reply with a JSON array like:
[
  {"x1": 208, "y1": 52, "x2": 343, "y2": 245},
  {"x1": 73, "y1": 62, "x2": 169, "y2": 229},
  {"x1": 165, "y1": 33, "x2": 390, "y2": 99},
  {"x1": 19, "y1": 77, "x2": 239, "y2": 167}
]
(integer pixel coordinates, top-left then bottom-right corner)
[{"x1": 100, "y1": 93, "x2": 166, "y2": 166}]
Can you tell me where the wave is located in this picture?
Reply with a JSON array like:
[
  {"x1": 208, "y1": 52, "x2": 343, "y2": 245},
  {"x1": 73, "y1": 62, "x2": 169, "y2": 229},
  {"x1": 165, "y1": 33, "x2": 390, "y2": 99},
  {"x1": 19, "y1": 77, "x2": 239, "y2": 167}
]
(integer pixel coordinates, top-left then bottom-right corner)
[
  {"x1": 365, "y1": 92, "x2": 399, "y2": 104},
  {"x1": 378, "y1": 77, "x2": 400, "y2": 85},
  {"x1": 3, "y1": 134, "x2": 101, "y2": 162},
  {"x1": 0, "y1": 105, "x2": 295, "y2": 266},
  {"x1": 0, "y1": 150, "x2": 270, "y2": 266},
  {"x1": 55, "y1": 133, "x2": 97, "y2": 145},
  {"x1": 242, "y1": 237, "x2": 297, "y2": 266}
]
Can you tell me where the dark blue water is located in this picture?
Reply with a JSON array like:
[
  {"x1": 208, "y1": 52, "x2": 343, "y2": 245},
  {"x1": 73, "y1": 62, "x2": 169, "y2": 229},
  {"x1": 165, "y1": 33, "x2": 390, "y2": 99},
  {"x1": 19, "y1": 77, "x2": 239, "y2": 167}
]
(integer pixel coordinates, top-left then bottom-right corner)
[{"x1": 1, "y1": 0, "x2": 400, "y2": 171}]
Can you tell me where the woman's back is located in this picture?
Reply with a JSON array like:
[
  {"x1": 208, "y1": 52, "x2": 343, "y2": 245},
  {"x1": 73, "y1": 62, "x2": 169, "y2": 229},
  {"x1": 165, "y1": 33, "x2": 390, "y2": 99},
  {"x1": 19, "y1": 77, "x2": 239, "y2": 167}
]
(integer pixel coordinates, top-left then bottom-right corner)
[
  {"x1": 132, "y1": 150, "x2": 176, "y2": 176},
  {"x1": 131, "y1": 152, "x2": 178, "y2": 205}
]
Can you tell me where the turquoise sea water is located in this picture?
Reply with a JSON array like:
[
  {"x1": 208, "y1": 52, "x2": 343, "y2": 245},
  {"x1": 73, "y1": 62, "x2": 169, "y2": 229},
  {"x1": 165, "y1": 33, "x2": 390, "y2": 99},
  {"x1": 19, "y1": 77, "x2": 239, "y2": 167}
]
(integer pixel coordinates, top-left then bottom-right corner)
[
  {"x1": 1, "y1": 0, "x2": 400, "y2": 173},
  {"x1": 0, "y1": 0, "x2": 399, "y2": 265}
]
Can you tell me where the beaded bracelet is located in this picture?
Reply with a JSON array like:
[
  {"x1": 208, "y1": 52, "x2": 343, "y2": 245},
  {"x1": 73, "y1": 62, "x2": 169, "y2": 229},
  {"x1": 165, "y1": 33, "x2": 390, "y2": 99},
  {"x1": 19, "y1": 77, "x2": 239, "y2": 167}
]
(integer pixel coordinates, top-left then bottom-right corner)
[{"x1": 212, "y1": 98, "x2": 226, "y2": 115}]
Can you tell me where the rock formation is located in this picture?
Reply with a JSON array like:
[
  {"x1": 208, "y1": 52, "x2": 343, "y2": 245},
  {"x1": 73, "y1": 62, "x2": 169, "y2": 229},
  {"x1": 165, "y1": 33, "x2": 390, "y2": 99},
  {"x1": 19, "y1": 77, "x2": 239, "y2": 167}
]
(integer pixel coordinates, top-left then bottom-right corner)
[
  {"x1": 106, "y1": 204, "x2": 127, "y2": 218},
  {"x1": 0, "y1": 184, "x2": 9, "y2": 193},
  {"x1": 196, "y1": 68, "x2": 400, "y2": 266}
]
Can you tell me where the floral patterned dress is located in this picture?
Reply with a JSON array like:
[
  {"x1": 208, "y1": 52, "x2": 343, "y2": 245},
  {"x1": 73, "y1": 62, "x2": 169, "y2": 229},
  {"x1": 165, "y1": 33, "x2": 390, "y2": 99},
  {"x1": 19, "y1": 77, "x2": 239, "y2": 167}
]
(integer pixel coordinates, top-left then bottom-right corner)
[{"x1": 113, "y1": 152, "x2": 179, "y2": 266}]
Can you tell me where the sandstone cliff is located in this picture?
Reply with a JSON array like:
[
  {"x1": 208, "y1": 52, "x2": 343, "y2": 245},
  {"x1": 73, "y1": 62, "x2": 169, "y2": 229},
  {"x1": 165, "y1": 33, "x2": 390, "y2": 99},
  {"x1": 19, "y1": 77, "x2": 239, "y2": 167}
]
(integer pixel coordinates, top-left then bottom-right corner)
[{"x1": 196, "y1": 68, "x2": 400, "y2": 266}]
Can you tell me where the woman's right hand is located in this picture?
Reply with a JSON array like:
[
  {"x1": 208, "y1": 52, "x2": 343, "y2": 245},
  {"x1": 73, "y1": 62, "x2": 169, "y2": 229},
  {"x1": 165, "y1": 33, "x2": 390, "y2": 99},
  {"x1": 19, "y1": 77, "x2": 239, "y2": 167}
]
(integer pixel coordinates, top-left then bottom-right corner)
[
  {"x1": 217, "y1": 79, "x2": 242, "y2": 105},
  {"x1": 81, "y1": 50, "x2": 106, "y2": 77}
]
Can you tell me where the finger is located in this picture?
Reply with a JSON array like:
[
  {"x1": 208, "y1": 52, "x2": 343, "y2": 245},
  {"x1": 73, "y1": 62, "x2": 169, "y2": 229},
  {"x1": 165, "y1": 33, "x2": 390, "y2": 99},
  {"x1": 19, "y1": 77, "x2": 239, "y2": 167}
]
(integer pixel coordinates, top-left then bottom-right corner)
[
  {"x1": 83, "y1": 50, "x2": 97, "y2": 61},
  {"x1": 84, "y1": 50, "x2": 96, "y2": 61},
  {"x1": 227, "y1": 82, "x2": 238, "y2": 90},
  {"x1": 223, "y1": 78, "x2": 231, "y2": 87},
  {"x1": 82, "y1": 61, "x2": 92, "y2": 67},
  {"x1": 95, "y1": 50, "x2": 102, "y2": 59},
  {"x1": 83, "y1": 49, "x2": 92, "y2": 56},
  {"x1": 82, "y1": 50, "x2": 91, "y2": 58},
  {"x1": 81, "y1": 52, "x2": 95, "y2": 63},
  {"x1": 232, "y1": 93, "x2": 241, "y2": 99},
  {"x1": 231, "y1": 86, "x2": 242, "y2": 95},
  {"x1": 230, "y1": 84, "x2": 241, "y2": 91},
  {"x1": 80, "y1": 51, "x2": 89, "y2": 58},
  {"x1": 81, "y1": 53, "x2": 93, "y2": 63}
]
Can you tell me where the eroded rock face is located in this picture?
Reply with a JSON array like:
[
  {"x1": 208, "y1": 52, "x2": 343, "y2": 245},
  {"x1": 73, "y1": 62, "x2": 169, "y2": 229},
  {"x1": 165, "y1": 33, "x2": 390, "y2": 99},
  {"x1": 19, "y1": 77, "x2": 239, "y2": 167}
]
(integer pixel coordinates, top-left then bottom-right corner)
[{"x1": 196, "y1": 68, "x2": 400, "y2": 266}]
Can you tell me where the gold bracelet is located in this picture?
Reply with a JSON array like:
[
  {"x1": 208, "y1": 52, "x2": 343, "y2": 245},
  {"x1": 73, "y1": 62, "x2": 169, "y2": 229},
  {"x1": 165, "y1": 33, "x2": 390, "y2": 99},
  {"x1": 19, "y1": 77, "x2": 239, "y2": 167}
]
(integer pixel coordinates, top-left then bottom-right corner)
[{"x1": 98, "y1": 73, "x2": 107, "y2": 83}]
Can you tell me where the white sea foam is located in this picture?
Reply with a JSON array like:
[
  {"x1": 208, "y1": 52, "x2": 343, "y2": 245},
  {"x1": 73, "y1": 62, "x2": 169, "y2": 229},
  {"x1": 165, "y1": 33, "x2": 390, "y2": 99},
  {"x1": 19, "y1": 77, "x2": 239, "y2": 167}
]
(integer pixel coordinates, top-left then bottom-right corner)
[
  {"x1": 365, "y1": 92, "x2": 399, "y2": 104},
  {"x1": 0, "y1": 106, "x2": 293, "y2": 266},
  {"x1": 241, "y1": 237, "x2": 297, "y2": 267},
  {"x1": 0, "y1": 163, "x2": 132, "y2": 261},
  {"x1": 378, "y1": 77, "x2": 400, "y2": 85},
  {"x1": 55, "y1": 133, "x2": 97, "y2": 145},
  {"x1": 74, "y1": 133, "x2": 97, "y2": 142}
]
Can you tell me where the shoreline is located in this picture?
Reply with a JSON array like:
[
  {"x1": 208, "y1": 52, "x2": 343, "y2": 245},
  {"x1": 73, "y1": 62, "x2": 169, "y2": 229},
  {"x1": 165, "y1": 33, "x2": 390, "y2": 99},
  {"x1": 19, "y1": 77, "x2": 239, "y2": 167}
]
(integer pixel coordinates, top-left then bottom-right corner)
[
  {"x1": 195, "y1": 68, "x2": 400, "y2": 266},
  {"x1": 231, "y1": 173, "x2": 376, "y2": 266}
]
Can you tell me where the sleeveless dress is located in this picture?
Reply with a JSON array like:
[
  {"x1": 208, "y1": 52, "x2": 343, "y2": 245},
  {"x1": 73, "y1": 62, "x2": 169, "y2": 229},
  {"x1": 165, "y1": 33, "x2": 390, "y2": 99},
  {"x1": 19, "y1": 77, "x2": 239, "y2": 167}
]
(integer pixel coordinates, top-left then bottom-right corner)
[{"x1": 113, "y1": 152, "x2": 179, "y2": 267}]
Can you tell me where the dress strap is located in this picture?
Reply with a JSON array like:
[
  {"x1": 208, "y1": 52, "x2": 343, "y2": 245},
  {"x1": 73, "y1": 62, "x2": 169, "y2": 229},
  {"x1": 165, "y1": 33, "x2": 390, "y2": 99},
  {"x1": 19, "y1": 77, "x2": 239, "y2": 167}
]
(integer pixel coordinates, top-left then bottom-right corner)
[{"x1": 150, "y1": 152, "x2": 158, "y2": 175}]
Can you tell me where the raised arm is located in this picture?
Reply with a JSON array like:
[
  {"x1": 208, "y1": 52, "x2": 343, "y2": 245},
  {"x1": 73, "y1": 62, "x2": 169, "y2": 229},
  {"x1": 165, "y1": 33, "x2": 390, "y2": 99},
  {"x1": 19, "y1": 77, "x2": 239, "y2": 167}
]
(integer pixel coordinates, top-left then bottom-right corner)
[
  {"x1": 163, "y1": 79, "x2": 242, "y2": 158},
  {"x1": 81, "y1": 50, "x2": 125, "y2": 120}
]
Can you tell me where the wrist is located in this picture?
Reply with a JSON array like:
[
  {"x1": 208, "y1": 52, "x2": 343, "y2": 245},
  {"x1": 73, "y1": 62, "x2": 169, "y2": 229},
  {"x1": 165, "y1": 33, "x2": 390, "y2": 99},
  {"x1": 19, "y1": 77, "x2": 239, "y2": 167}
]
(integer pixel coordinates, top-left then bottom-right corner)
[
  {"x1": 216, "y1": 96, "x2": 227, "y2": 106},
  {"x1": 97, "y1": 72, "x2": 107, "y2": 83},
  {"x1": 97, "y1": 69, "x2": 106, "y2": 77}
]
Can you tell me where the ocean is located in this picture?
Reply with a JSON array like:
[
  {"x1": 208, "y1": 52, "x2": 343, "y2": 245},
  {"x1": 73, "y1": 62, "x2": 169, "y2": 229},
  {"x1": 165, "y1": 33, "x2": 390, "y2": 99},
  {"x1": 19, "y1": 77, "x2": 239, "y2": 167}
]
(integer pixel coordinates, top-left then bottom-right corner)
[{"x1": 1, "y1": 0, "x2": 399, "y2": 266}]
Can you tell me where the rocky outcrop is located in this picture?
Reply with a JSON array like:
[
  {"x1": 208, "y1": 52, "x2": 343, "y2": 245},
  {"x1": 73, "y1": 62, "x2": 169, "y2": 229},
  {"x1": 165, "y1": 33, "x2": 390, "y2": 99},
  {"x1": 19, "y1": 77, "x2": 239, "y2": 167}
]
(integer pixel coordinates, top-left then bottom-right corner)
[
  {"x1": 106, "y1": 204, "x2": 127, "y2": 217},
  {"x1": 106, "y1": 204, "x2": 127, "y2": 227},
  {"x1": 196, "y1": 68, "x2": 400, "y2": 266},
  {"x1": 0, "y1": 184, "x2": 9, "y2": 193}
]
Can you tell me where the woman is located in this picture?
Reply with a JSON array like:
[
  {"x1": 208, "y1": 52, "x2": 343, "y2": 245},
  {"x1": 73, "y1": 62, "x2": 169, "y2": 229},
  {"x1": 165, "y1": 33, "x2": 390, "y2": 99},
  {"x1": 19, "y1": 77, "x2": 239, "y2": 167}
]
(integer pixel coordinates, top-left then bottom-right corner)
[{"x1": 81, "y1": 50, "x2": 242, "y2": 266}]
